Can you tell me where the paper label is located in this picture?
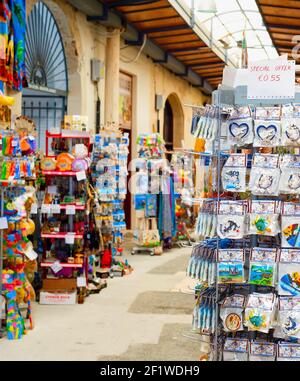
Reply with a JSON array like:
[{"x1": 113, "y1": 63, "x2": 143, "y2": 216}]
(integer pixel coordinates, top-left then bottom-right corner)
[
  {"x1": 66, "y1": 205, "x2": 76, "y2": 215},
  {"x1": 41, "y1": 204, "x2": 51, "y2": 214},
  {"x1": 251, "y1": 247, "x2": 277, "y2": 262},
  {"x1": 224, "y1": 338, "x2": 248, "y2": 353},
  {"x1": 278, "y1": 343, "x2": 300, "y2": 358},
  {"x1": 48, "y1": 186, "x2": 57, "y2": 195},
  {"x1": 280, "y1": 249, "x2": 300, "y2": 263},
  {"x1": 24, "y1": 246, "x2": 38, "y2": 261},
  {"x1": 50, "y1": 261, "x2": 63, "y2": 274},
  {"x1": 0, "y1": 217, "x2": 8, "y2": 230},
  {"x1": 65, "y1": 233, "x2": 75, "y2": 245},
  {"x1": 77, "y1": 277, "x2": 86, "y2": 287},
  {"x1": 51, "y1": 204, "x2": 61, "y2": 214},
  {"x1": 30, "y1": 203, "x2": 38, "y2": 214},
  {"x1": 76, "y1": 171, "x2": 86, "y2": 181},
  {"x1": 247, "y1": 59, "x2": 295, "y2": 100},
  {"x1": 224, "y1": 154, "x2": 247, "y2": 168},
  {"x1": 218, "y1": 249, "x2": 244, "y2": 262}
]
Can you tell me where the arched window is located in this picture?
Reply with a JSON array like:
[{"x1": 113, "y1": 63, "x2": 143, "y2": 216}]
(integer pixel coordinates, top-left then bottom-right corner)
[
  {"x1": 22, "y1": 1, "x2": 68, "y2": 152},
  {"x1": 25, "y1": 1, "x2": 68, "y2": 93}
]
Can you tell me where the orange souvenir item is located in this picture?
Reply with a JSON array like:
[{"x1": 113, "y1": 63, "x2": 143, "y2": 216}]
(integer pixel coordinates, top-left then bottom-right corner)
[
  {"x1": 56, "y1": 153, "x2": 74, "y2": 171},
  {"x1": 20, "y1": 138, "x2": 31, "y2": 153},
  {"x1": 41, "y1": 157, "x2": 56, "y2": 171}
]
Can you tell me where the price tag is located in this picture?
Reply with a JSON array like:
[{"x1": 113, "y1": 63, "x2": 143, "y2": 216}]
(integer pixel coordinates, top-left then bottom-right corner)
[
  {"x1": 50, "y1": 261, "x2": 63, "y2": 274},
  {"x1": 41, "y1": 204, "x2": 51, "y2": 214},
  {"x1": 77, "y1": 277, "x2": 86, "y2": 287},
  {"x1": 28, "y1": 135, "x2": 35, "y2": 141},
  {"x1": 11, "y1": 140, "x2": 17, "y2": 147},
  {"x1": 30, "y1": 203, "x2": 38, "y2": 214},
  {"x1": 0, "y1": 217, "x2": 8, "y2": 230},
  {"x1": 65, "y1": 233, "x2": 75, "y2": 245},
  {"x1": 24, "y1": 246, "x2": 38, "y2": 260},
  {"x1": 51, "y1": 204, "x2": 61, "y2": 214},
  {"x1": 48, "y1": 185, "x2": 57, "y2": 195},
  {"x1": 76, "y1": 171, "x2": 86, "y2": 181},
  {"x1": 66, "y1": 205, "x2": 76, "y2": 215}
]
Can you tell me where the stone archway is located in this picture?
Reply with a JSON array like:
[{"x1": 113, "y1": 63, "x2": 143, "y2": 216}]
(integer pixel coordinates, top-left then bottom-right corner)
[{"x1": 163, "y1": 93, "x2": 184, "y2": 150}]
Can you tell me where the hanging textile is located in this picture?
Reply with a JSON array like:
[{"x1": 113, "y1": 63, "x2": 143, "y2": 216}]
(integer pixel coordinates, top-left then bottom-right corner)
[
  {"x1": 0, "y1": 0, "x2": 26, "y2": 91},
  {"x1": 9, "y1": 0, "x2": 26, "y2": 91},
  {"x1": 0, "y1": 0, "x2": 12, "y2": 83},
  {"x1": 158, "y1": 175, "x2": 176, "y2": 242}
]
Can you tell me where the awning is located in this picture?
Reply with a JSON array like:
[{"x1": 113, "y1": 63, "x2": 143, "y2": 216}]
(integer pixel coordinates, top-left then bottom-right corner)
[
  {"x1": 257, "y1": 0, "x2": 300, "y2": 80},
  {"x1": 101, "y1": 0, "x2": 226, "y2": 88}
]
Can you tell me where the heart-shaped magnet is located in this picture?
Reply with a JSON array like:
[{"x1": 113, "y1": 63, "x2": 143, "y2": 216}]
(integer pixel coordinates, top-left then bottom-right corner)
[
  {"x1": 256, "y1": 124, "x2": 277, "y2": 143},
  {"x1": 229, "y1": 122, "x2": 249, "y2": 139}
]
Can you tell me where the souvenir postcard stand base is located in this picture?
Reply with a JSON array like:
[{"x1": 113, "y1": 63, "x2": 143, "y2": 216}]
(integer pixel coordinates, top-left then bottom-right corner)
[
  {"x1": 40, "y1": 130, "x2": 92, "y2": 304},
  {"x1": 201, "y1": 85, "x2": 300, "y2": 361},
  {"x1": 91, "y1": 126, "x2": 129, "y2": 258}
]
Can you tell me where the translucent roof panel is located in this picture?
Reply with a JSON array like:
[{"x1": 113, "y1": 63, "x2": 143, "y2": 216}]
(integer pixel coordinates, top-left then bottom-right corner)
[{"x1": 182, "y1": 0, "x2": 278, "y2": 66}]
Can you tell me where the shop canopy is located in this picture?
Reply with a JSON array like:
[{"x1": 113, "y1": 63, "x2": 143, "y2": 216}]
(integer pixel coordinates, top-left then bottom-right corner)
[
  {"x1": 69, "y1": 0, "x2": 289, "y2": 91},
  {"x1": 257, "y1": 0, "x2": 300, "y2": 82}
]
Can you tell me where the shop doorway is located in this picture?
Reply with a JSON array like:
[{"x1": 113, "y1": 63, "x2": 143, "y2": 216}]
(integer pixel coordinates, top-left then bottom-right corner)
[
  {"x1": 119, "y1": 72, "x2": 133, "y2": 229},
  {"x1": 22, "y1": 1, "x2": 68, "y2": 150},
  {"x1": 163, "y1": 93, "x2": 184, "y2": 161}
]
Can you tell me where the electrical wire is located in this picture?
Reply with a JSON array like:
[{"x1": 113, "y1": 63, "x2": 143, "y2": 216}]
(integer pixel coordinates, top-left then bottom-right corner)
[{"x1": 120, "y1": 34, "x2": 147, "y2": 64}]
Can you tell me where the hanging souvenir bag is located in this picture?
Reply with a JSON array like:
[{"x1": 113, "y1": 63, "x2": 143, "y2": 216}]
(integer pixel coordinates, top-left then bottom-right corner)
[
  {"x1": 141, "y1": 218, "x2": 161, "y2": 248},
  {"x1": 281, "y1": 203, "x2": 300, "y2": 249},
  {"x1": 249, "y1": 154, "x2": 280, "y2": 196},
  {"x1": 223, "y1": 338, "x2": 249, "y2": 361},
  {"x1": 221, "y1": 153, "x2": 247, "y2": 192},
  {"x1": 277, "y1": 343, "x2": 300, "y2": 361},
  {"x1": 248, "y1": 200, "x2": 280, "y2": 236},
  {"x1": 217, "y1": 201, "x2": 246, "y2": 240},
  {"x1": 253, "y1": 106, "x2": 281, "y2": 147},
  {"x1": 249, "y1": 341, "x2": 276, "y2": 361},
  {"x1": 217, "y1": 249, "x2": 245, "y2": 284},
  {"x1": 278, "y1": 248, "x2": 300, "y2": 296},
  {"x1": 277, "y1": 297, "x2": 300, "y2": 339},
  {"x1": 227, "y1": 106, "x2": 253, "y2": 147},
  {"x1": 281, "y1": 104, "x2": 300, "y2": 147},
  {"x1": 248, "y1": 247, "x2": 277, "y2": 287},
  {"x1": 220, "y1": 295, "x2": 245, "y2": 332},
  {"x1": 279, "y1": 154, "x2": 300, "y2": 195},
  {"x1": 244, "y1": 293, "x2": 275, "y2": 333}
]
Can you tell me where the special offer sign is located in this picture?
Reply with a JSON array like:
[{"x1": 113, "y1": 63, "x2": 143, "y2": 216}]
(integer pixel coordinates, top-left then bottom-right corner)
[{"x1": 247, "y1": 59, "x2": 295, "y2": 100}]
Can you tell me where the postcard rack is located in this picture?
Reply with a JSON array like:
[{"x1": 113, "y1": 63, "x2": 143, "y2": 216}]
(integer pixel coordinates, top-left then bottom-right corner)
[{"x1": 187, "y1": 85, "x2": 300, "y2": 361}]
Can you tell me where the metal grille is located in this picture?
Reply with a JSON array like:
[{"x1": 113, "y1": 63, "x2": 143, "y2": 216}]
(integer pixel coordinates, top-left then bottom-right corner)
[
  {"x1": 22, "y1": 96, "x2": 66, "y2": 152},
  {"x1": 25, "y1": 1, "x2": 68, "y2": 93}
]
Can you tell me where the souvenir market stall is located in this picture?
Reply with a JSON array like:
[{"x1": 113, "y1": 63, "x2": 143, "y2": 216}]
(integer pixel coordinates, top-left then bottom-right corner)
[
  {"x1": 132, "y1": 133, "x2": 176, "y2": 255},
  {"x1": 38, "y1": 115, "x2": 104, "y2": 304},
  {"x1": 187, "y1": 60, "x2": 300, "y2": 361}
]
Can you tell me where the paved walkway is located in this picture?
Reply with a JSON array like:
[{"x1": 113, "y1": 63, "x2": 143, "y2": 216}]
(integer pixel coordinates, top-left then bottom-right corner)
[{"x1": 0, "y1": 247, "x2": 199, "y2": 361}]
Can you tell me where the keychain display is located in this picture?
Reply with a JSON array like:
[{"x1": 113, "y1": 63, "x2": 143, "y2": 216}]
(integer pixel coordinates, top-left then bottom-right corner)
[
  {"x1": 221, "y1": 154, "x2": 247, "y2": 192},
  {"x1": 244, "y1": 293, "x2": 276, "y2": 333},
  {"x1": 278, "y1": 249, "x2": 300, "y2": 296},
  {"x1": 253, "y1": 107, "x2": 281, "y2": 148},
  {"x1": 248, "y1": 200, "x2": 280, "y2": 236},
  {"x1": 217, "y1": 249, "x2": 245, "y2": 284},
  {"x1": 249, "y1": 248, "x2": 277, "y2": 287},
  {"x1": 227, "y1": 106, "x2": 253, "y2": 147},
  {"x1": 195, "y1": 201, "x2": 217, "y2": 238},
  {"x1": 249, "y1": 154, "x2": 280, "y2": 196},
  {"x1": 193, "y1": 287, "x2": 217, "y2": 334},
  {"x1": 187, "y1": 241, "x2": 217, "y2": 286},
  {"x1": 220, "y1": 295, "x2": 245, "y2": 332},
  {"x1": 217, "y1": 201, "x2": 246, "y2": 240},
  {"x1": 191, "y1": 105, "x2": 219, "y2": 141},
  {"x1": 223, "y1": 338, "x2": 249, "y2": 361}
]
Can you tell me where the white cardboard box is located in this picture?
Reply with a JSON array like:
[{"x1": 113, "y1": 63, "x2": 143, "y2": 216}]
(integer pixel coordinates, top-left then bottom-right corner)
[{"x1": 39, "y1": 290, "x2": 77, "y2": 305}]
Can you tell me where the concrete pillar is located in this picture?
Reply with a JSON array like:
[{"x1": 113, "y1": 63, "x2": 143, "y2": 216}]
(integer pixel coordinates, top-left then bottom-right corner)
[{"x1": 105, "y1": 30, "x2": 120, "y2": 125}]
